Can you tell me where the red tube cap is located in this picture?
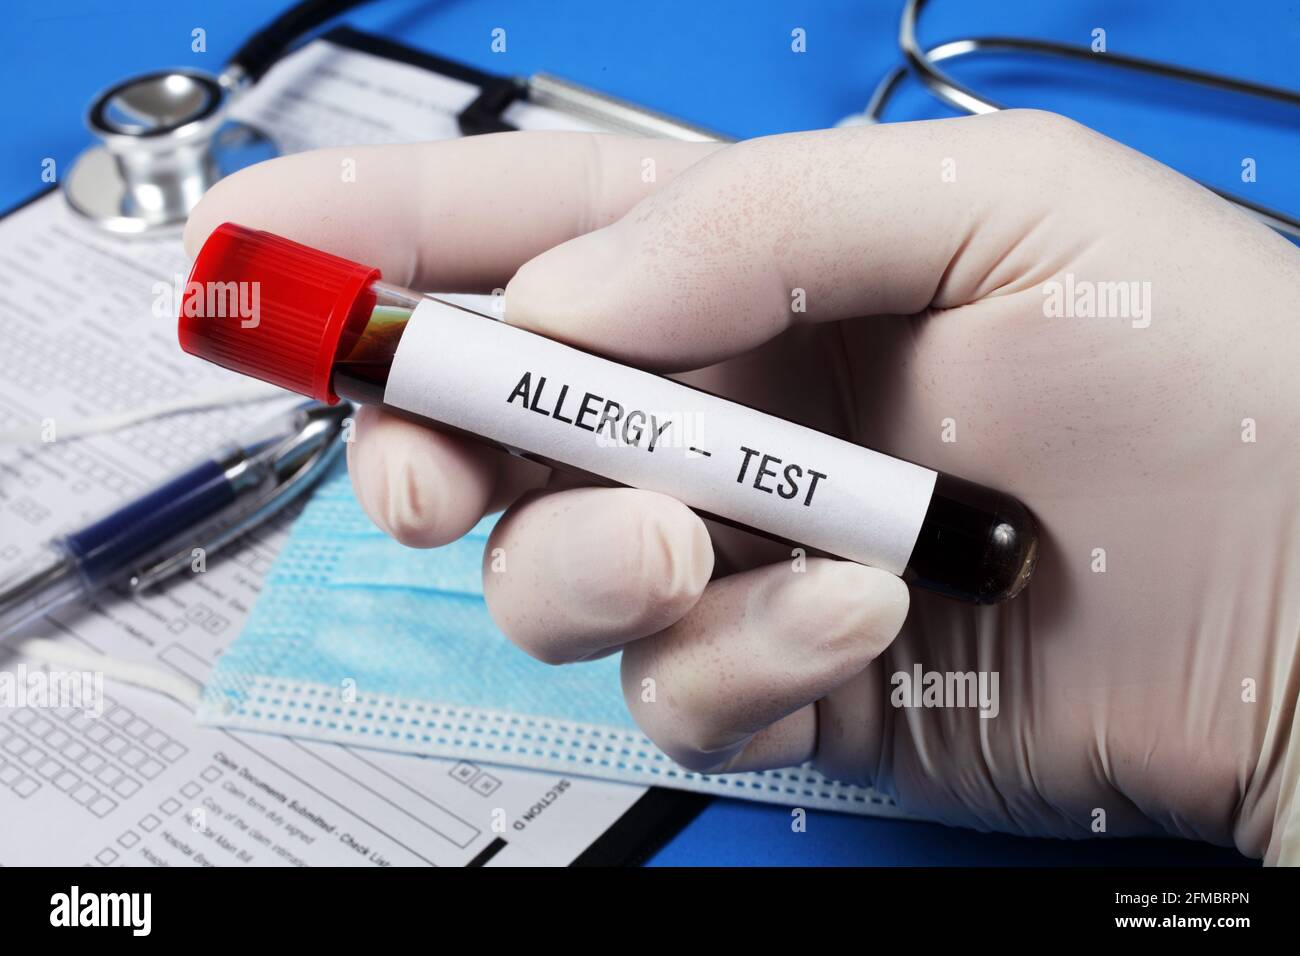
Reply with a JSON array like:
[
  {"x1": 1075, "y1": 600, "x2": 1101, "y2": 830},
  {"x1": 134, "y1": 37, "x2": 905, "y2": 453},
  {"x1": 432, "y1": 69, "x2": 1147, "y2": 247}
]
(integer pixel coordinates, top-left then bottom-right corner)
[{"x1": 177, "y1": 223, "x2": 381, "y2": 403}]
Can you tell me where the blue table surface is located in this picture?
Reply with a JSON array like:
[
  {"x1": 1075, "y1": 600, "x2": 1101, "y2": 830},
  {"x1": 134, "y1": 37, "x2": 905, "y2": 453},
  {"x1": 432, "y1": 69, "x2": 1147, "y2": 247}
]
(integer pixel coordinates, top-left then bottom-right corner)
[{"x1": 6, "y1": 0, "x2": 1294, "y2": 866}]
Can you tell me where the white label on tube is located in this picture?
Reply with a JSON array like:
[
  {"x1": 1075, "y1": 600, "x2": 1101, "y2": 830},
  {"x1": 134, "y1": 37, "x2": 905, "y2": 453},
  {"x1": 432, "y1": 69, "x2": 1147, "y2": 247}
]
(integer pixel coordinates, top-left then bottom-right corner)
[{"x1": 384, "y1": 298, "x2": 938, "y2": 574}]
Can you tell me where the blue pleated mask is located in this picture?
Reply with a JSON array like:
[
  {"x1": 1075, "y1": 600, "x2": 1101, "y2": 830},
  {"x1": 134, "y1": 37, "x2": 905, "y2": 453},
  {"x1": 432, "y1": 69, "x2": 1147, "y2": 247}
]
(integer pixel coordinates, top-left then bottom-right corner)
[{"x1": 198, "y1": 465, "x2": 899, "y2": 815}]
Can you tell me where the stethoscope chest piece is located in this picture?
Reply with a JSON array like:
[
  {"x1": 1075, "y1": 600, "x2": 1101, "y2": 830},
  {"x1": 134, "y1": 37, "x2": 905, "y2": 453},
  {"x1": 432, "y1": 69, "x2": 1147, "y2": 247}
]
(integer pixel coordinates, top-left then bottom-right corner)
[{"x1": 64, "y1": 69, "x2": 277, "y2": 236}]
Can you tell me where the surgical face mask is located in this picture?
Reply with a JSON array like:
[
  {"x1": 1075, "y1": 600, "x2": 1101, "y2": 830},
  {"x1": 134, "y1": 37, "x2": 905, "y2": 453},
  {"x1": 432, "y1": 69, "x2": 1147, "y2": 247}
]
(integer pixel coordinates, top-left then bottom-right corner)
[{"x1": 198, "y1": 467, "x2": 903, "y2": 817}]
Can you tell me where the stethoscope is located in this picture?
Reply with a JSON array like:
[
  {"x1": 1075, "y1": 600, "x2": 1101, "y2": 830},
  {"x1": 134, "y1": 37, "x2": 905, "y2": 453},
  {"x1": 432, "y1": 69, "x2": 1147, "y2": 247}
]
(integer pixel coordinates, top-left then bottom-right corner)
[
  {"x1": 63, "y1": 0, "x2": 359, "y2": 235},
  {"x1": 837, "y1": 0, "x2": 1300, "y2": 241},
  {"x1": 64, "y1": 0, "x2": 1300, "y2": 241}
]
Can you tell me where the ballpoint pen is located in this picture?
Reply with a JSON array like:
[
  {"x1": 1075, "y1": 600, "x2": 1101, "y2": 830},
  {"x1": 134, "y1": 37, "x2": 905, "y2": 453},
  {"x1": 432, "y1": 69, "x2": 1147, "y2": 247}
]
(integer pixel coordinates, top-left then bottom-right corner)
[{"x1": 0, "y1": 399, "x2": 349, "y2": 640}]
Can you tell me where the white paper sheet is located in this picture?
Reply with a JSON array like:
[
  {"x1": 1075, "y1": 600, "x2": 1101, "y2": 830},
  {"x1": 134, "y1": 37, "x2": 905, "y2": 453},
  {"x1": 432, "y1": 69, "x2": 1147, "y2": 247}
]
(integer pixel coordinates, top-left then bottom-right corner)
[{"x1": 0, "y1": 36, "x2": 646, "y2": 867}]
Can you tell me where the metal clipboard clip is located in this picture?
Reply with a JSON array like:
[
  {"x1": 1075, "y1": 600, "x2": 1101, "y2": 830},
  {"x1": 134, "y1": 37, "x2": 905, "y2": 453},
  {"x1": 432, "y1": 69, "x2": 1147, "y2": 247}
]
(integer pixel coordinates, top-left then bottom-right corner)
[{"x1": 458, "y1": 70, "x2": 730, "y2": 142}]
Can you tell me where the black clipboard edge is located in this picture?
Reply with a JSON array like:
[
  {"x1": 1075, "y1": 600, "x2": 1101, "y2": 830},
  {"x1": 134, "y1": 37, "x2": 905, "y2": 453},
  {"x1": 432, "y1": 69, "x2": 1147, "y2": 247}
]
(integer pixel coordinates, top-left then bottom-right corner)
[
  {"x1": 320, "y1": 26, "x2": 522, "y2": 134},
  {"x1": 321, "y1": 25, "x2": 504, "y2": 90},
  {"x1": 571, "y1": 789, "x2": 711, "y2": 867}
]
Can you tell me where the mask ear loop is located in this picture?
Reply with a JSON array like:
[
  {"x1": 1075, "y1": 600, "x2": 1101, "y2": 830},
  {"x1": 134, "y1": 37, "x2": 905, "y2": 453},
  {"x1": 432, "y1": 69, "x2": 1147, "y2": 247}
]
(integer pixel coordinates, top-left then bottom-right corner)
[
  {"x1": 6, "y1": 637, "x2": 202, "y2": 712},
  {"x1": 0, "y1": 381, "x2": 286, "y2": 443}
]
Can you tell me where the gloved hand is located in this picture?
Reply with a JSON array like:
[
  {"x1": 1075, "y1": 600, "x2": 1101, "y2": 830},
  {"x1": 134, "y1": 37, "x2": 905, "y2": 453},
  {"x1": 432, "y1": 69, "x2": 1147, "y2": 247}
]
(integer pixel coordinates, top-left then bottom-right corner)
[{"x1": 185, "y1": 110, "x2": 1300, "y2": 863}]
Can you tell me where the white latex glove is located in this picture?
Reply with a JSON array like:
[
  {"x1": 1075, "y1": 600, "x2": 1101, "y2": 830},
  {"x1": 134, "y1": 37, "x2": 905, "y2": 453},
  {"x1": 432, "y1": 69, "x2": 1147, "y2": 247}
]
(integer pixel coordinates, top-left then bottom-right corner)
[{"x1": 186, "y1": 110, "x2": 1300, "y2": 863}]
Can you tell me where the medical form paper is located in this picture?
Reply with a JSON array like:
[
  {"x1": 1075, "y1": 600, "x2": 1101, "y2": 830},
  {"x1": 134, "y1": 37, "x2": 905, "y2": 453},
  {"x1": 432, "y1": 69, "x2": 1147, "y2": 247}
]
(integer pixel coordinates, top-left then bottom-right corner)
[{"x1": 0, "y1": 34, "x2": 647, "y2": 867}]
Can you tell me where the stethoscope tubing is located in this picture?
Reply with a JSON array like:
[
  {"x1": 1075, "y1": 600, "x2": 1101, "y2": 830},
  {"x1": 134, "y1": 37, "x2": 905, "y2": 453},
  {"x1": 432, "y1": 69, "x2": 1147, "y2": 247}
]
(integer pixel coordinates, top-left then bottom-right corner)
[{"x1": 878, "y1": 0, "x2": 1300, "y2": 240}]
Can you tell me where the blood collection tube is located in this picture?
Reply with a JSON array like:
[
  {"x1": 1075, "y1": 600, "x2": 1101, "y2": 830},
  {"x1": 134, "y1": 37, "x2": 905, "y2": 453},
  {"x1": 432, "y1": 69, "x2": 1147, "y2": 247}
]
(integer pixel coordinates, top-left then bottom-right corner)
[{"x1": 178, "y1": 223, "x2": 1038, "y2": 603}]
